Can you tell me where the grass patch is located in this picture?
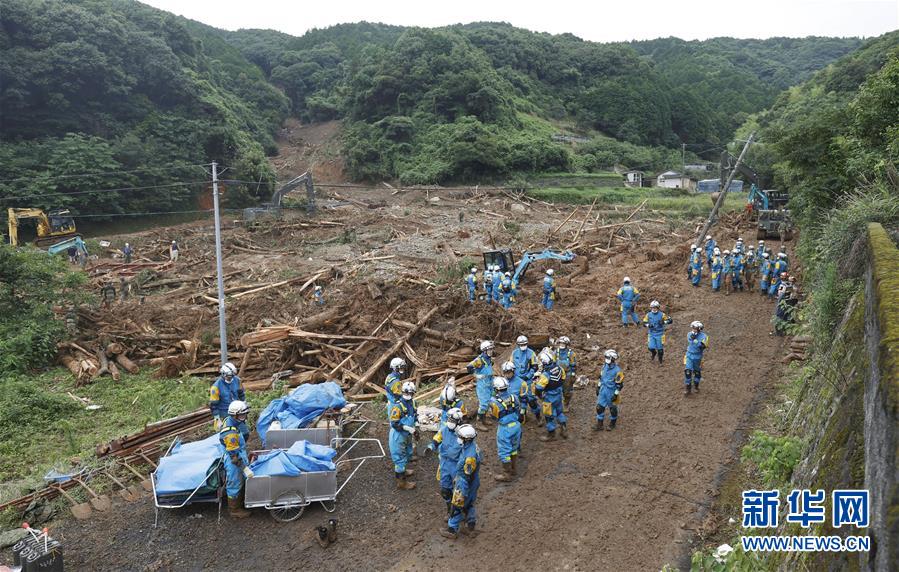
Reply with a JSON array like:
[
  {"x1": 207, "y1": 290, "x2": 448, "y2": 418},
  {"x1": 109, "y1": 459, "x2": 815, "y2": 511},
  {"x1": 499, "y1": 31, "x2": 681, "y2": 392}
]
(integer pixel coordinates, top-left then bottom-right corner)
[
  {"x1": 527, "y1": 186, "x2": 747, "y2": 215},
  {"x1": 0, "y1": 369, "x2": 281, "y2": 496}
]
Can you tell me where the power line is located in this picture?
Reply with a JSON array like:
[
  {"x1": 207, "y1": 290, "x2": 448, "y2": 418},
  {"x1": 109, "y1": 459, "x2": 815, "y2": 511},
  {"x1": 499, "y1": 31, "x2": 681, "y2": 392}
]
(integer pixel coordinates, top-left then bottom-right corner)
[
  {"x1": 0, "y1": 181, "x2": 209, "y2": 202},
  {"x1": 0, "y1": 163, "x2": 212, "y2": 184}
]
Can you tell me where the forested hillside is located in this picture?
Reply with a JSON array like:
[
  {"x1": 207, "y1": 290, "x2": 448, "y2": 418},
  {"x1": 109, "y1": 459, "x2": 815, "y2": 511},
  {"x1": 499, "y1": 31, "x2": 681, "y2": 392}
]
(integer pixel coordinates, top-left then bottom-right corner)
[{"x1": 0, "y1": 0, "x2": 866, "y2": 215}]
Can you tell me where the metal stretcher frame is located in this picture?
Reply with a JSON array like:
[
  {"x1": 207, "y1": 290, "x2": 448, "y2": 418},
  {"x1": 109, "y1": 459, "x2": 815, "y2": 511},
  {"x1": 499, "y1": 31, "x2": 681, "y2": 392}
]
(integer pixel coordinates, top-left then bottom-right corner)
[
  {"x1": 243, "y1": 437, "x2": 385, "y2": 522},
  {"x1": 262, "y1": 403, "x2": 369, "y2": 449},
  {"x1": 151, "y1": 438, "x2": 225, "y2": 528}
]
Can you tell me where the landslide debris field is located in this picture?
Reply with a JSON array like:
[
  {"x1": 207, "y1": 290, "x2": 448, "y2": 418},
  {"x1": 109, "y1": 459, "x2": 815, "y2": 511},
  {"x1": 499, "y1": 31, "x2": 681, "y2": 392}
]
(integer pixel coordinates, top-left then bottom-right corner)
[{"x1": 7, "y1": 187, "x2": 788, "y2": 570}]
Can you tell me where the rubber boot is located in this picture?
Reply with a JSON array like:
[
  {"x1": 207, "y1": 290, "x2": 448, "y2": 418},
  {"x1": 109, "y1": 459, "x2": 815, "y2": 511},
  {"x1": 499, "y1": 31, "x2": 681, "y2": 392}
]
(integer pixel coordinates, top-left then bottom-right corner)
[
  {"x1": 658, "y1": 350, "x2": 664, "y2": 365},
  {"x1": 594, "y1": 418, "x2": 603, "y2": 431},
  {"x1": 475, "y1": 414, "x2": 488, "y2": 432},
  {"x1": 460, "y1": 521, "x2": 477, "y2": 536},
  {"x1": 494, "y1": 462, "x2": 513, "y2": 482},
  {"x1": 560, "y1": 423, "x2": 569, "y2": 439},
  {"x1": 540, "y1": 430, "x2": 556, "y2": 442},
  {"x1": 396, "y1": 475, "x2": 416, "y2": 490},
  {"x1": 535, "y1": 411, "x2": 545, "y2": 427},
  {"x1": 439, "y1": 527, "x2": 458, "y2": 539},
  {"x1": 228, "y1": 497, "x2": 251, "y2": 519},
  {"x1": 607, "y1": 418, "x2": 617, "y2": 431},
  {"x1": 649, "y1": 350, "x2": 656, "y2": 362},
  {"x1": 510, "y1": 455, "x2": 518, "y2": 476},
  {"x1": 683, "y1": 384, "x2": 692, "y2": 396},
  {"x1": 693, "y1": 382, "x2": 700, "y2": 393}
]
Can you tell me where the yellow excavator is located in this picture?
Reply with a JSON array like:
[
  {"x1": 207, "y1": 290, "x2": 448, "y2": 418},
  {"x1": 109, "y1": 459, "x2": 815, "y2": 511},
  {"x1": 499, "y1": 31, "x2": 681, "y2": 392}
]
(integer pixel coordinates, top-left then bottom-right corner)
[{"x1": 7, "y1": 207, "x2": 80, "y2": 247}]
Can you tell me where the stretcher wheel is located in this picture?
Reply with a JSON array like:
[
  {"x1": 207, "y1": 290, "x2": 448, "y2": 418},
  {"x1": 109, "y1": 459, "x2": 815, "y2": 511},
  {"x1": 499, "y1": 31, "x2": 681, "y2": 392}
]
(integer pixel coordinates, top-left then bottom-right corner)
[{"x1": 269, "y1": 490, "x2": 306, "y2": 522}]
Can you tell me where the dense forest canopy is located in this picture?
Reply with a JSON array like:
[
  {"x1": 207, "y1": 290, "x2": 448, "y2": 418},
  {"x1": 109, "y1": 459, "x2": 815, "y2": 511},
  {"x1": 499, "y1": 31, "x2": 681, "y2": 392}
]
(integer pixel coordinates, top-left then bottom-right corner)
[{"x1": 0, "y1": 0, "x2": 871, "y2": 215}]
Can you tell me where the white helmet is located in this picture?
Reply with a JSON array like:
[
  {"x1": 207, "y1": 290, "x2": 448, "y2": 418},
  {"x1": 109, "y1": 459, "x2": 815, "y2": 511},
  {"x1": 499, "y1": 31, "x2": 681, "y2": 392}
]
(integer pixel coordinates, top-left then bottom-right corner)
[
  {"x1": 501, "y1": 361, "x2": 515, "y2": 373},
  {"x1": 457, "y1": 424, "x2": 476, "y2": 441},
  {"x1": 650, "y1": 300, "x2": 660, "y2": 309},
  {"x1": 690, "y1": 244, "x2": 697, "y2": 251},
  {"x1": 516, "y1": 335, "x2": 528, "y2": 346},
  {"x1": 705, "y1": 235, "x2": 712, "y2": 240},
  {"x1": 492, "y1": 376, "x2": 509, "y2": 392},
  {"x1": 440, "y1": 384, "x2": 456, "y2": 403},
  {"x1": 546, "y1": 268, "x2": 554, "y2": 276},
  {"x1": 558, "y1": 336, "x2": 570, "y2": 346},
  {"x1": 504, "y1": 272, "x2": 511, "y2": 277},
  {"x1": 690, "y1": 320, "x2": 703, "y2": 331},
  {"x1": 220, "y1": 363, "x2": 236, "y2": 378},
  {"x1": 777, "y1": 252, "x2": 786, "y2": 258},
  {"x1": 759, "y1": 240, "x2": 765, "y2": 245},
  {"x1": 762, "y1": 252, "x2": 770, "y2": 258},
  {"x1": 401, "y1": 381, "x2": 416, "y2": 397},
  {"x1": 723, "y1": 250, "x2": 730, "y2": 255},
  {"x1": 228, "y1": 400, "x2": 249, "y2": 416},
  {"x1": 623, "y1": 276, "x2": 631, "y2": 284},
  {"x1": 538, "y1": 348, "x2": 554, "y2": 365},
  {"x1": 446, "y1": 407, "x2": 464, "y2": 429},
  {"x1": 737, "y1": 237, "x2": 744, "y2": 242},
  {"x1": 479, "y1": 340, "x2": 494, "y2": 352},
  {"x1": 603, "y1": 349, "x2": 619, "y2": 362},
  {"x1": 470, "y1": 267, "x2": 477, "y2": 274},
  {"x1": 389, "y1": 357, "x2": 406, "y2": 372},
  {"x1": 713, "y1": 247, "x2": 720, "y2": 255},
  {"x1": 493, "y1": 265, "x2": 500, "y2": 271}
]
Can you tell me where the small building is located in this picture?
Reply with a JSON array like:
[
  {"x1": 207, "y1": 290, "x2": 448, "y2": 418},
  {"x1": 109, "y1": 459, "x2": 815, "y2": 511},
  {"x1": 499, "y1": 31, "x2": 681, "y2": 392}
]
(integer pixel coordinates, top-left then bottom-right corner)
[
  {"x1": 624, "y1": 170, "x2": 644, "y2": 188},
  {"x1": 685, "y1": 163, "x2": 714, "y2": 172},
  {"x1": 656, "y1": 171, "x2": 696, "y2": 190}
]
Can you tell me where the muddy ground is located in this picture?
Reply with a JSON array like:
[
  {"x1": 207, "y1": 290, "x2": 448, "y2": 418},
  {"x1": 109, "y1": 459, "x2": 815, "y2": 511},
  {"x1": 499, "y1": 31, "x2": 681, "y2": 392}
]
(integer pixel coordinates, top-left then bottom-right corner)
[{"x1": 49, "y1": 191, "x2": 787, "y2": 571}]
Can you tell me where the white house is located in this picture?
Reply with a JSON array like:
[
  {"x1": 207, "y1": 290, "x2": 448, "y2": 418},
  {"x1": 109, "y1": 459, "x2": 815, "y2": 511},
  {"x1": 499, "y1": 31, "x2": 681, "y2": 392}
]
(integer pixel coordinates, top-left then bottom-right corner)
[
  {"x1": 624, "y1": 170, "x2": 644, "y2": 188},
  {"x1": 656, "y1": 171, "x2": 695, "y2": 190}
]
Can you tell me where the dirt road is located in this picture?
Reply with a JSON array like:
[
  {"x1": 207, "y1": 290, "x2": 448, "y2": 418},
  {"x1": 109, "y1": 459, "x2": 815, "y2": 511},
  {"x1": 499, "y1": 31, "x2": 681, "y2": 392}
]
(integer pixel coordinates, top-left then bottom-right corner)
[{"x1": 55, "y1": 240, "x2": 784, "y2": 571}]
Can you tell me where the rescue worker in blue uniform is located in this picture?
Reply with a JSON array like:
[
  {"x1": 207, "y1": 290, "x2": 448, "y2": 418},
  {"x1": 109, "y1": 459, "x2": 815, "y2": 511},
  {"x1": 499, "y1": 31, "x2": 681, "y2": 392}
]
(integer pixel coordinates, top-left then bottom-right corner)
[
  {"x1": 534, "y1": 349, "x2": 568, "y2": 441},
  {"x1": 616, "y1": 276, "x2": 641, "y2": 326},
  {"x1": 734, "y1": 237, "x2": 745, "y2": 254},
  {"x1": 389, "y1": 381, "x2": 419, "y2": 489},
  {"x1": 487, "y1": 376, "x2": 522, "y2": 482},
  {"x1": 491, "y1": 265, "x2": 502, "y2": 303},
  {"x1": 499, "y1": 272, "x2": 516, "y2": 309},
  {"x1": 555, "y1": 336, "x2": 577, "y2": 411},
  {"x1": 209, "y1": 362, "x2": 244, "y2": 430},
  {"x1": 731, "y1": 250, "x2": 745, "y2": 291},
  {"x1": 440, "y1": 424, "x2": 480, "y2": 539},
  {"x1": 756, "y1": 240, "x2": 766, "y2": 262},
  {"x1": 426, "y1": 407, "x2": 464, "y2": 514},
  {"x1": 768, "y1": 252, "x2": 789, "y2": 297},
  {"x1": 500, "y1": 360, "x2": 529, "y2": 412},
  {"x1": 743, "y1": 249, "x2": 756, "y2": 292},
  {"x1": 542, "y1": 268, "x2": 556, "y2": 310},
  {"x1": 482, "y1": 266, "x2": 493, "y2": 304},
  {"x1": 219, "y1": 400, "x2": 252, "y2": 518},
  {"x1": 313, "y1": 285, "x2": 325, "y2": 305},
  {"x1": 768, "y1": 271, "x2": 787, "y2": 301},
  {"x1": 710, "y1": 248, "x2": 723, "y2": 291},
  {"x1": 704, "y1": 235, "x2": 716, "y2": 269},
  {"x1": 642, "y1": 300, "x2": 672, "y2": 364},
  {"x1": 384, "y1": 357, "x2": 406, "y2": 414},
  {"x1": 438, "y1": 382, "x2": 468, "y2": 422},
  {"x1": 689, "y1": 244, "x2": 703, "y2": 286},
  {"x1": 722, "y1": 250, "x2": 733, "y2": 294},
  {"x1": 684, "y1": 321, "x2": 709, "y2": 396},
  {"x1": 512, "y1": 335, "x2": 542, "y2": 424},
  {"x1": 467, "y1": 340, "x2": 495, "y2": 431},
  {"x1": 594, "y1": 350, "x2": 624, "y2": 431},
  {"x1": 759, "y1": 252, "x2": 771, "y2": 295},
  {"x1": 465, "y1": 267, "x2": 477, "y2": 302}
]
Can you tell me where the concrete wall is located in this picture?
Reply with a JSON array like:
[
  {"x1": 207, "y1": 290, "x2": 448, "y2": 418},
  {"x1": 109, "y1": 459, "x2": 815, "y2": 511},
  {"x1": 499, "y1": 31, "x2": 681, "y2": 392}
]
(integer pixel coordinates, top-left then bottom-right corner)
[{"x1": 863, "y1": 222, "x2": 899, "y2": 571}]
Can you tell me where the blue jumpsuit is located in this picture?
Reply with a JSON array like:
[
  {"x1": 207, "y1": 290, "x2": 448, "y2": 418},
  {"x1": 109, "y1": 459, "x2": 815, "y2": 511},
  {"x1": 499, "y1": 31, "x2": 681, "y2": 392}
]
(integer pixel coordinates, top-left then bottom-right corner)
[
  {"x1": 732, "y1": 253, "x2": 745, "y2": 290},
  {"x1": 438, "y1": 395, "x2": 467, "y2": 422},
  {"x1": 722, "y1": 255, "x2": 733, "y2": 286},
  {"x1": 768, "y1": 259, "x2": 788, "y2": 297},
  {"x1": 429, "y1": 423, "x2": 463, "y2": 499},
  {"x1": 711, "y1": 255, "x2": 723, "y2": 291},
  {"x1": 616, "y1": 284, "x2": 641, "y2": 325},
  {"x1": 705, "y1": 239, "x2": 716, "y2": 268},
  {"x1": 483, "y1": 270, "x2": 493, "y2": 304},
  {"x1": 542, "y1": 275, "x2": 556, "y2": 310},
  {"x1": 596, "y1": 363, "x2": 624, "y2": 422},
  {"x1": 756, "y1": 245, "x2": 766, "y2": 260},
  {"x1": 512, "y1": 346, "x2": 540, "y2": 417},
  {"x1": 466, "y1": 274, "x2": 477, "y2": 302},
  {"x1": 534, "y1": 363, "x2": 566, "y2": 433},
  {"x1": 492, "y1": 271, "x2": 502, "y2": 303},
  {"x1": 500, "y1": 276, "x2": 516, "y2": 309},
  {"x1": 448, "y1": 441, "x2": 481, "y2": 532},
  {"x1": 384, "y1": 371, "x2": 403, "y2": 415},
  {"x1": 467, "y1": 352, "x2": 494, "y2": 416},
  {"x1": 209, "y1": 375, "x2": 245, "y2": 426},
  {"x1": 505, "y1": 373, "x2": 529, "y2": 410},
  {"x1": 684, "y1": 331, "x2": 710, "y2": 388},
  {"x1": 642, "y1": 310, "x2": 672, "y2": 352},
  {"x1": 219, "y1": 416, "x2": 250, "y2": 499},
  {"x1": 768, "y1": 274, "x2": 783, "y2": 299},
  {"x1": 314, "y1": 289, "x2": 325, "y2": 305},
  {"x1": 760, "y1": 259, "x2": 771, "y2": 292},
  {"x1": 388, "y1": 397, "x2": 416, "y2": 475},
  {"x1": 689, "y1": 250, "x2": 703, "y2": 286},
  {"x1": 488, "y1": 392, "x2": 522, "y2": 463}
]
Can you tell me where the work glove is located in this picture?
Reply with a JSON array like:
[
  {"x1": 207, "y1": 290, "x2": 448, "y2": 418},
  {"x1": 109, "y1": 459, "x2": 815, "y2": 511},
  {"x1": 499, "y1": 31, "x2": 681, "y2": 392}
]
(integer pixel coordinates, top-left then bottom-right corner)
[
  {"x1": 242, "y1": 467, "x2": 254, "y2": 479},
  {"x1": 403, "y1": 425, "x2": 416, "y2": 436},
  {"x1": 614, "y1": 389, "x2": 620, "y2": 397},
  {"x1": 689, "y1": 333, "x2": 697, "y2": 341}
]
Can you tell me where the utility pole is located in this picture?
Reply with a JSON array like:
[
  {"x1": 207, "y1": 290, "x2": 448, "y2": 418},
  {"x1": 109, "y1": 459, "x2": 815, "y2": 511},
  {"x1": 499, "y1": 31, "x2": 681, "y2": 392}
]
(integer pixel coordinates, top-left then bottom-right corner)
[
  {"x1": 681, "y1": 143, "x2": 686, "y2": 175},
  {"x1": 211, "y1": 161, "x2": 228, "y2": 365},
  {"x1": 697, "y1": 133, "x2": 754, "y2": 243}
]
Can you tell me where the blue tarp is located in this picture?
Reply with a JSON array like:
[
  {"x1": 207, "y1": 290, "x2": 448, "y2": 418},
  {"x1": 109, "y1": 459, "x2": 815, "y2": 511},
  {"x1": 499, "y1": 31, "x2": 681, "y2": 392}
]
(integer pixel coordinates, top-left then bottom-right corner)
[
  {"x1": 256, "y1": 382, "x2": 346, "y2": 445},
  {"x1": 249, "y1": 440, "x2": 337, "y2": 476},
  {"x1": 154, "y1": 435, "x2": 224, "y2": 495}
]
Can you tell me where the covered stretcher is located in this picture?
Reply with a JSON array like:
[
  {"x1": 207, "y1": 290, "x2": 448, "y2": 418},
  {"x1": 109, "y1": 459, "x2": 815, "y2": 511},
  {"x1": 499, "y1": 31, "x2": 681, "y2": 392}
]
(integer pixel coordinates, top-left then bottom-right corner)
[{"x1": 152, "y1": 435, "x2": 225, "y2": 525}]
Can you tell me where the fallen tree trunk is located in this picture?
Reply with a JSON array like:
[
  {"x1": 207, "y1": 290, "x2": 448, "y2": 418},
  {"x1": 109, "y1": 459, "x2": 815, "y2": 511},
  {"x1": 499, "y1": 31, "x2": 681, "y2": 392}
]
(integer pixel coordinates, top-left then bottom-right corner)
[{"x1": 114, "y1": 353, "x2": 139, "y2": 374}]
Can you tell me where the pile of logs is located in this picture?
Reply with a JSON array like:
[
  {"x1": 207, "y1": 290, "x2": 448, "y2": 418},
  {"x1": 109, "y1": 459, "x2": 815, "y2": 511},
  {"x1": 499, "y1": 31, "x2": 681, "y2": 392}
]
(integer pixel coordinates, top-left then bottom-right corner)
[
  {"x1": 783, "y1": 335, "x2": 811, "y2": 364},
  {"x1": 59, "y1": 341, "x2": 140, "y2": 386},
  {"x1": 96, "y1": 408, "x2": 211, "y2": 457}
]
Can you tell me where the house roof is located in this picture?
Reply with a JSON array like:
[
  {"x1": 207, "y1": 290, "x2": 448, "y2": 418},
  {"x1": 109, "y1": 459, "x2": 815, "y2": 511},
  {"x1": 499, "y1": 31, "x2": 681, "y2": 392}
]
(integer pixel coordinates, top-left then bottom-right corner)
[{"x1": 659, "y1": 170, "x2": 681, "y2": 178}]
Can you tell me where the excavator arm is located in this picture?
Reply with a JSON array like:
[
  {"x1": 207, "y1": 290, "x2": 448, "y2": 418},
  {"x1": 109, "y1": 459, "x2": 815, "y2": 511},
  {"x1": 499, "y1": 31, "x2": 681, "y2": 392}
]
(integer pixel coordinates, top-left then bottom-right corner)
[{"x1": 512, "y1": 249, "x2": 576, "y2": 284}]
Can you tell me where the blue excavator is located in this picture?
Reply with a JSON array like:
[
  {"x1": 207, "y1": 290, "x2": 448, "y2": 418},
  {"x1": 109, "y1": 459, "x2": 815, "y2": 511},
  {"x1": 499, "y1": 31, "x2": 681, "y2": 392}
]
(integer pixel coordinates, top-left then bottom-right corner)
[{"x1": 483, "y1": 248, "x2": 576, "y2": 285}]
